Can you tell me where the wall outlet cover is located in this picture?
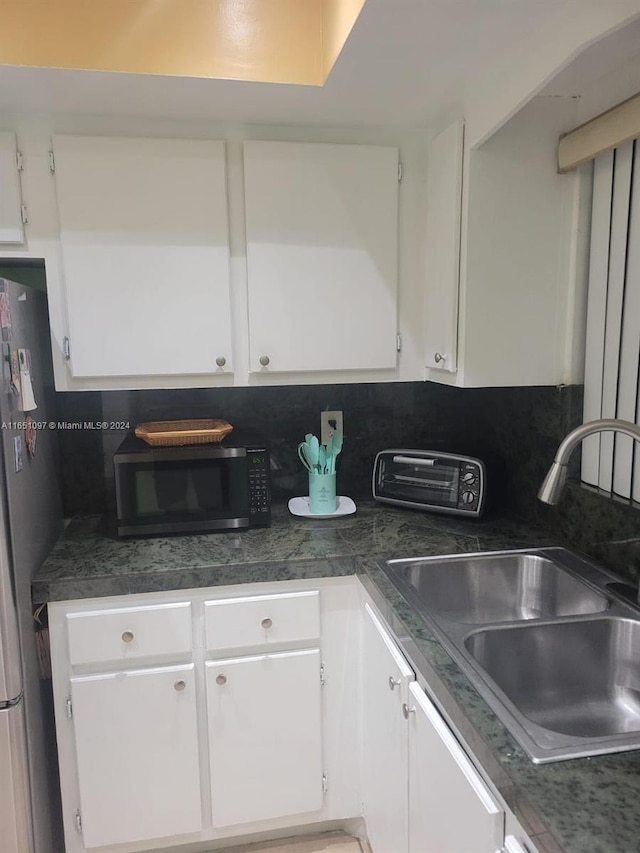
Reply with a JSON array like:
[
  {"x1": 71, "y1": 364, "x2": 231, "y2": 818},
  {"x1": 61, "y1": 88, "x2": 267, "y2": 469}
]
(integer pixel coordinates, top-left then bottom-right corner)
[{"x1": 321, "y1": 410, "x2": 344, "y2": 445}]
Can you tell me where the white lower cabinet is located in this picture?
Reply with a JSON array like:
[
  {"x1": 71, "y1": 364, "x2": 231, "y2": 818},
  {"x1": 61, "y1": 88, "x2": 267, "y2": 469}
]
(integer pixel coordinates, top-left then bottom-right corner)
[
  {"x1": 50, "y1": 581, "x2": 356, "y2": 853},
  {"x1": 361, "y1": 601, "x2": 508, "y2": 853},
  {"x1": 48, "y1": 580, "x2": 533, "y2": 853},
  {"x1": 407, "y1": 681, "x2": 503, "y2": 853},
  {"x1": 70, "y1": 664, "x2": 201, "y2": 849},
  {"x1": 362, "y1": 603, "x2": 414, "y2": 853},
  {"x1": 206, "y1": 649, "x2": 323, "y2": 827}
]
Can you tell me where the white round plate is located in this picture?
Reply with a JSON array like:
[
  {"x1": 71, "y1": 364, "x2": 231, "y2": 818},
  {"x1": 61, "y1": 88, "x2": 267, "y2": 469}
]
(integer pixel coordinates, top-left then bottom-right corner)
[{"x1": 288, "y1": 495, "x2": 357, "y2": 519}]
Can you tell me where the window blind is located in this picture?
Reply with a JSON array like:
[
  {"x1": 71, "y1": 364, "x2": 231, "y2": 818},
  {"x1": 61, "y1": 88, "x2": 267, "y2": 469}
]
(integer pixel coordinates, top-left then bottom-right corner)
[{"x1": 582, "y1": 139, "x2": 640, "y2": 500}]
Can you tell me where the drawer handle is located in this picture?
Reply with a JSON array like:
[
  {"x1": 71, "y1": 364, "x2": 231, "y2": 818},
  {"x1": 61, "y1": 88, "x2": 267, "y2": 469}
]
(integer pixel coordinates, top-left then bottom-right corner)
[
  {"x1": 174, "y1": 680, "x2": 186, "y2": 692},
  {"x1": 389, "y1": 676, "x2": 401, "y2": 691},
  {"x1": 216, "y1": 674, "x2": 227, "y2": 686},
  {"x1": 261, "y1": 617, "x2": 273, "y2": 629},
  {"x1": 402, "y1": 703, "x2": 416, "y2": 719},
  {"x1": 121, "y1": 631, "x2": 134, "y2": 644}
]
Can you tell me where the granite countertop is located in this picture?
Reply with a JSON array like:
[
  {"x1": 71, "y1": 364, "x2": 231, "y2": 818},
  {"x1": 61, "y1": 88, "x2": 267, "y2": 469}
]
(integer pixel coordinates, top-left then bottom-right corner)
[
  {"x1": 32, "y1": 502, "x2": 640, "y2": 853},
  {"x1": 33, "y1": 502, "x2": 557, "y2": 603}
]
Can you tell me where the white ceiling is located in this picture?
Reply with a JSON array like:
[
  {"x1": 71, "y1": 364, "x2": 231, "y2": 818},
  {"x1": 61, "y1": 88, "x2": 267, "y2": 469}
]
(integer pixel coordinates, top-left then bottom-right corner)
[
  {"x1": 540, "y1": 13, "x2": 640, "y2": 105},
  {"x1": 0, "y1": 0, "x2": 636, "y2": 128}
]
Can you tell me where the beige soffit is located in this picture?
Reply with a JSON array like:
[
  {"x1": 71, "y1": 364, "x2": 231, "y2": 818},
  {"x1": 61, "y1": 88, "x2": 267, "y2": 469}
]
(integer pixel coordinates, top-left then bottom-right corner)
[
  {"x1": 0, "y1": 0, "x2": 366, "y2": 85},
  {"x1": 558, "y1": 91, "x2": 640, "y2": 172}
]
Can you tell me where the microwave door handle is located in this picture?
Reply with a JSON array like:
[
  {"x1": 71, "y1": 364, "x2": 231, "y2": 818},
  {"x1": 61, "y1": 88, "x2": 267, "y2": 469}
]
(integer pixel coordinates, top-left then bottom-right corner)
[{"x1": 392, "y1": 455, "x2": 437, "y2": 467}]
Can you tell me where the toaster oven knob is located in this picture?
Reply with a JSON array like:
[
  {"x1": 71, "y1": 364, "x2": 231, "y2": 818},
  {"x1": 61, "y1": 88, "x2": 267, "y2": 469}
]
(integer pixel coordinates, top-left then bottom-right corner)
[
  {"x1": 461, "y1": 491, "x2": 475, "y2": 505},
  {"x1": 462, "y1": 472, "x2": 476, "y2": 485}
]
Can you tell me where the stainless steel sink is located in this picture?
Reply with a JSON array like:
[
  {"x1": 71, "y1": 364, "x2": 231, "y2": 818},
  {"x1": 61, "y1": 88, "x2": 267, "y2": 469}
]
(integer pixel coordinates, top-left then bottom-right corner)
[
  {"x1": 380, "y1": 547, "x2": 640, "y2": 762},
  {"x1": 465, "y1": 618, "x2": 640, "y2": 739},
  {"x1": 389, "y1": 552, "x2": 609, "y2": 623}
]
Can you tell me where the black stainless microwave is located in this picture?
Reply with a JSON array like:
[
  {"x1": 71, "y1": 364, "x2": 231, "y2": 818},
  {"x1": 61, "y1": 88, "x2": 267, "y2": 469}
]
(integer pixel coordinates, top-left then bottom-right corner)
[
  {"x1": 372, "y1": 449, "x2": 486, "y2": 517},
  {"x1": 113, "y1": 431, "x2": 271, "y2": 537}
]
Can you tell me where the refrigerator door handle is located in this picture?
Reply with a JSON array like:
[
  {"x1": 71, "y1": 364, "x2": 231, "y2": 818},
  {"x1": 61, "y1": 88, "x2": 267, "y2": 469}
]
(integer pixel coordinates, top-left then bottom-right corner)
[{"x1": 0, "y1": 499, "x2": 23, "y2": 703}]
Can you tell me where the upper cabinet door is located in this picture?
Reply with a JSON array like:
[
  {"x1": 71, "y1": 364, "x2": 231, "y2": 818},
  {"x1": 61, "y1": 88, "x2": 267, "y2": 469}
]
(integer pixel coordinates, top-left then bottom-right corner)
[
  {"x1": 244, "y1": 140, "x2": 399, "y2": 373},
  {"x1": 52, "y1": 135, "x2": 232, "y2": 378},
  {"x1": 0, "y1": 132, "x2": 24, "y2": 244},
  {"x1": 424, "y1": 120, "x2": 464, "y2": 374}
]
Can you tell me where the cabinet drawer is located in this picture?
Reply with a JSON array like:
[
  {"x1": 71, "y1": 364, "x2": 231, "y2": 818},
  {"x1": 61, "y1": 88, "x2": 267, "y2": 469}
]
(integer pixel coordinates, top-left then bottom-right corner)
[
  {"x1": 66, "y1": 602, "x2": 192, "y2": 665},
  {"x1": 204, "y1": 591, "x2": 320, "y2": 651}
]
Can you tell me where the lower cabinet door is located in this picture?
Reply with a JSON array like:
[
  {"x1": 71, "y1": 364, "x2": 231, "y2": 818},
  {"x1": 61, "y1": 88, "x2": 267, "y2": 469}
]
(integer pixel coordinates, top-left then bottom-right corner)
[
  {"x1": 206, "y1": 649, "x2": 323, "y2": 827},
  {"x1": 362, "y1": 604, "x2": 415, "y2": 853},
  {"x1": 70, "y1": 664, "x2": 201, "y2": 849},
  {"x1": 407, "y1": 682, "x2": 504, "y2": 853}
]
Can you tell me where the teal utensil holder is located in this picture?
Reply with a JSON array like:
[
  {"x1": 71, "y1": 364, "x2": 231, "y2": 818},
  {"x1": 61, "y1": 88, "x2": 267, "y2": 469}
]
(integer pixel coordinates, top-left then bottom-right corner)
[{"x1": 308, "y1": 472, "x2": 337, "y2": 514}]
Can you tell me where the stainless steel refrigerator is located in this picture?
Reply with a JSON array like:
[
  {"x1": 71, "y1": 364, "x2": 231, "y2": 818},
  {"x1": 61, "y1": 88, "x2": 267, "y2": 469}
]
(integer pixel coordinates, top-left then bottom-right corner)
[{"x1": 0, "y1": 276, "x2": 63, "y2": 853}]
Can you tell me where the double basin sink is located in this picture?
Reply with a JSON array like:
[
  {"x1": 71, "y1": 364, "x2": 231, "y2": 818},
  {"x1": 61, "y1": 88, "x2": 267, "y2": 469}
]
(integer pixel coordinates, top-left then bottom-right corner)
[{"x1": 380, "y1": 548, "x2": 640, "y2": 763}]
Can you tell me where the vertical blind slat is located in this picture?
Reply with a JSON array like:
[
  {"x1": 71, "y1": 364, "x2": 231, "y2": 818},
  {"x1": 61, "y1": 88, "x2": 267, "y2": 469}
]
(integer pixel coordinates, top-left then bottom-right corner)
[
  {"x1": 582, "y1": 152, "x2": 614, "y2": 486},
  {"x1": 598, "y1": 142, "x2": 633, "y2": 493},
  {"x1": 614, "y1": 140, "x2": 640, "y2": 498}
]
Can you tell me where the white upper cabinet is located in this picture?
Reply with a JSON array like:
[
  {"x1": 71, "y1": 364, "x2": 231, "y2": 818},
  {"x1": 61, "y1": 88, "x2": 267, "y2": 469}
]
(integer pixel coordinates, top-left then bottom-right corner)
[
  {"x1": 0, "y1": 132, "x2": 24, "y2": 244},
  {"x1": 51, "y1": 135, "x2": 233, "y2": 378},
  {"x1": 426, "y1": 98, "x2": 582, "y2": 388},
  {"x1": 424, "y1": 120, "x2": 464, "y2": 375},
  {"x1": 243, "y1": 140, "x2": 399, "y2": 373}
]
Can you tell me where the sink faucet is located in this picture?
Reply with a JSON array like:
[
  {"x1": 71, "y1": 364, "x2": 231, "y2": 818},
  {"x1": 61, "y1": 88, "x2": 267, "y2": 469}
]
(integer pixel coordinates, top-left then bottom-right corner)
[{"x1": 538, "y1": 418, "x2": 640, "y2": 504}]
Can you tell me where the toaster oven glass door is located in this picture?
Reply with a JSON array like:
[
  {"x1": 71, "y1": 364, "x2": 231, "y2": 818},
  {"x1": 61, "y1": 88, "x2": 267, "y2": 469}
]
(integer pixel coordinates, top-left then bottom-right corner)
[{"x1": 383, "y1": 456, "x2": 460, "y2": 507}]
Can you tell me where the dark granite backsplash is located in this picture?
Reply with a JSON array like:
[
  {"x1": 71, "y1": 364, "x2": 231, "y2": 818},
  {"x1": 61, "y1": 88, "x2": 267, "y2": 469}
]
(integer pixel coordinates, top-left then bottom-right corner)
[{"x1": 55, "y1": 381, "x2": 640, "y2": 583}]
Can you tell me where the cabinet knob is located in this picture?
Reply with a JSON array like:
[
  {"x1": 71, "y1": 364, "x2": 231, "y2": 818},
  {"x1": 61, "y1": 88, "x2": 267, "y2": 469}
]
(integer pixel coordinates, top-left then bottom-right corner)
[
  {"x1": 261, "y1": 617, "x2": 273, "y2": 629},
  {"x1": 388, "y1": 676, "x2": 401, "y2": 691},
  {"x1": 121, "y1": 631, "x2": 134, "y2": 644},
  {"x1": 434, "y1": 352, "x2": 446, "y2": 364},
  {"x1": 402, "y1": 703, "x2": 416, "y2": 719},
  {"x1": 259, "y1": 355, "x2": 270, "y2": 367},
  {"x1": 216, "y1": 674, "x2": 227, "y2": 686},
  {"x1": 215, "y1": 356, "x2": 226, "y2": 368},
  {"x1": 174, "y1": 680, "x2": 186, "y2": 692}
]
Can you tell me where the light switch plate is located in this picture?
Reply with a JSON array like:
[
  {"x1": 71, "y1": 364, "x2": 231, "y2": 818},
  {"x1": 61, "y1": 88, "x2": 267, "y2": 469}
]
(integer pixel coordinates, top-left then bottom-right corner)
[{"x1": 321, "y1": 410, "x2": 343, "y2": 445}]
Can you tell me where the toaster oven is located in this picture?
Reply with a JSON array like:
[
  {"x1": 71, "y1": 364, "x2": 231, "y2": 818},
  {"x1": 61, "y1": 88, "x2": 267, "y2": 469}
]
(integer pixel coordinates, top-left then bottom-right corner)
[{"x1": 372, "y1": 449, "x2": 486, "y2": 517}]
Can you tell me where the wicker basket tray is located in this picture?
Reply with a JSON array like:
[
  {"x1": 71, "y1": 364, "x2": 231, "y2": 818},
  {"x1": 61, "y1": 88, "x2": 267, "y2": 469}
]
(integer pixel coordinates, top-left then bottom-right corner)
[{"x1": 135, "y1": 419, "x2": 233, "y2": 447}]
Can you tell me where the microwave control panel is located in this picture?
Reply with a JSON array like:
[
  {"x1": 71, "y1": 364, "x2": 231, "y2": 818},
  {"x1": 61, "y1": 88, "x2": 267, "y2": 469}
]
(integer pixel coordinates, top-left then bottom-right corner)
[{"x1": 248, "y1": 449, "x2": 271, "y2": 526}]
